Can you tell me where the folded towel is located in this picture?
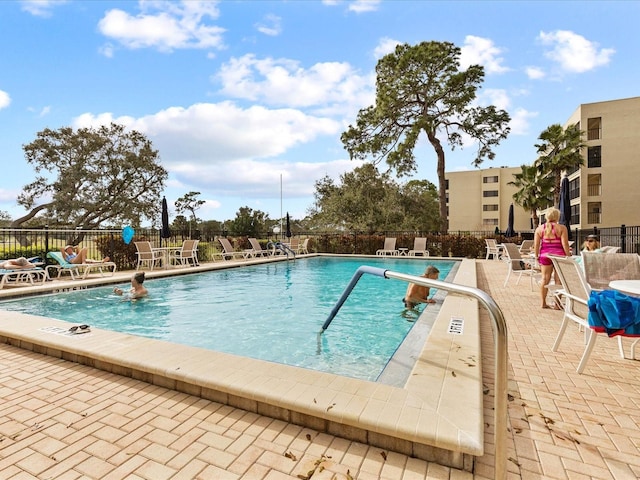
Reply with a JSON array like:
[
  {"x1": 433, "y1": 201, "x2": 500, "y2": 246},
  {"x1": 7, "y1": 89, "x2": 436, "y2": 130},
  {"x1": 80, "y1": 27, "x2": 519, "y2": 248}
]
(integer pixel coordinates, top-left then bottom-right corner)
[{"x1": 588, "y1": 290, "x2": 640, "y2": 337}]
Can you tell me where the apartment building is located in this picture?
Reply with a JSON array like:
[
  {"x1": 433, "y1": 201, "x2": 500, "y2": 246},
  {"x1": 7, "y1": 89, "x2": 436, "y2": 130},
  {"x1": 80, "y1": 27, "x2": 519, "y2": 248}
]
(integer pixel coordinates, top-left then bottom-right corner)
[
  {"x1": 445, "y1": 166, "x2": 531, "y2": 233},
  {"x1": 563, "y1": 96, "x2": 640, "y2": 228},
  {"x1": 446, "y1": 96, "x2": 640, "y2": 233}
]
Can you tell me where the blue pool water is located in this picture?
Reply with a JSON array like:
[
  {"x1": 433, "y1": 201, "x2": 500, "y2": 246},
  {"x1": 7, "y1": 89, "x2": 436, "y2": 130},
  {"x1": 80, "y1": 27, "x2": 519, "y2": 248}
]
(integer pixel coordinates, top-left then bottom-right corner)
[{"x1": 0, "y1": 257, "x2": 456, "y2": 381}]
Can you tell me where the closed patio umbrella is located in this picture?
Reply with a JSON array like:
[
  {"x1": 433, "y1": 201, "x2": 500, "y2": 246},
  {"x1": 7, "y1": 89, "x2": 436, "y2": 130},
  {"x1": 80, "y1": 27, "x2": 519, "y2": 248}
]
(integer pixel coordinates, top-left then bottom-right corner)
[
  {"x1": 504, "y1": 204, "x2": 516, "y2": 238},
  {"x1": 285, "y1": 212, "x2": 292, "y2": 239},
  {"x1": 161, "y1": 196, "x2": 171, "y2": 246},
  {"x1": 558, "y1": 175, "x2": 573, "y2": 242}
]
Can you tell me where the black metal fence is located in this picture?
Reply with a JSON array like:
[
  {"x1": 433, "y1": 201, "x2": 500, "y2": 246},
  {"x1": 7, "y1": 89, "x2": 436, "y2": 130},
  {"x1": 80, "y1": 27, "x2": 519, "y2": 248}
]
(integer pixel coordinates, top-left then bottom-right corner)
[{"x1": 1, "y1": 225, "x2": 638, "y2": 270}]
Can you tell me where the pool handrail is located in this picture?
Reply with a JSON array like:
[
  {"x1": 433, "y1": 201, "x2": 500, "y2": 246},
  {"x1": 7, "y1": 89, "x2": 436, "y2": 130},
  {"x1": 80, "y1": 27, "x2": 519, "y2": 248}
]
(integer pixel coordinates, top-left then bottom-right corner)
[
  {"x1": 266, "y1": 241, "x2": 296, "y2": 259},
  {"x1": 320, "y1": 265, "x2": 508, "y2": 480}
]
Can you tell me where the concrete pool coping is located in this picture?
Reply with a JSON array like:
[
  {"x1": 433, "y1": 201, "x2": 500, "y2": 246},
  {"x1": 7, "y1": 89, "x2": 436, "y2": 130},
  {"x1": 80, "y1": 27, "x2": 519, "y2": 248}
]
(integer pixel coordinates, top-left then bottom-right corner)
[{"x1": 0, "y1": 254, "x2": 482, "y2": 471}]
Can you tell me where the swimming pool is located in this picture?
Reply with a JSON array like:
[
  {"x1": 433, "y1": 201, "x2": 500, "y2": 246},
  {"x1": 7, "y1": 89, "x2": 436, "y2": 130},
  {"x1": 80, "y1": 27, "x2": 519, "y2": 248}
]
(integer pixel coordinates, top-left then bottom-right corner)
[{"x1": 0, "y1": 257, "x2": 455, "y2": 382}]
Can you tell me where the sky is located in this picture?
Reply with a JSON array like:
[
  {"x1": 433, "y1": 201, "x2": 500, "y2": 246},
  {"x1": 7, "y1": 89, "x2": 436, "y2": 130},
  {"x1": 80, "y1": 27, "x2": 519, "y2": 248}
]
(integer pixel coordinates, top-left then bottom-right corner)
[{"x1": 1, "y1": 0, "x2": 638, "y2": 226}]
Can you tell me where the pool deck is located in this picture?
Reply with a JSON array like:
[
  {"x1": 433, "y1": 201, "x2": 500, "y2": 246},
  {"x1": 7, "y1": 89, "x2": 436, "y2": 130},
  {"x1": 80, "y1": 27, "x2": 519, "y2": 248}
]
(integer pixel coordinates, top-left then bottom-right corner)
[{"x1": 1, "y1": 257, "x2": 640, "y2": 479}]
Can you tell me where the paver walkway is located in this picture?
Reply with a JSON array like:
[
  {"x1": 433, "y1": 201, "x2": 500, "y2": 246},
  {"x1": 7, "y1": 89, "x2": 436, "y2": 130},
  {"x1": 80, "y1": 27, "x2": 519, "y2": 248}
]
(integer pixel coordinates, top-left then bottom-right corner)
[{"x1": 1, "y1": 259, "x2": 639, "y2": 479}]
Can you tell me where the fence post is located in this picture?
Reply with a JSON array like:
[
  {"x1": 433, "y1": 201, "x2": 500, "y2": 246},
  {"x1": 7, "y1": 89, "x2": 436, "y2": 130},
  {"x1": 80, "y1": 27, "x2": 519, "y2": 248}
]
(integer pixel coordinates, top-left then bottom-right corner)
[
  {"x1": 621, "y1": 224, "x2": 626, "y2": 253},
  {"x1": 44, "y1": 225, "x2": 49, "y2": 262}
]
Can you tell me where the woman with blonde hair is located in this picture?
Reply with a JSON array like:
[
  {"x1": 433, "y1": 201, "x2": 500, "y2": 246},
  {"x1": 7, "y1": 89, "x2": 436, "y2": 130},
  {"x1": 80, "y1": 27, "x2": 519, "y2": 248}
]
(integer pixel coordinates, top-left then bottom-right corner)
[{"x1": 534, "y1": 208, "x2": 571, "y2": 309}]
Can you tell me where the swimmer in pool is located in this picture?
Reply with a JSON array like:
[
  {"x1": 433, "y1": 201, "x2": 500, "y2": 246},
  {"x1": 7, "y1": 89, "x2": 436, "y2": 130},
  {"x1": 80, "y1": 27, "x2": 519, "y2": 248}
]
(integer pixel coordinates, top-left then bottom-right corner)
[{"x1": 113, "y1": 272, "x2": 148, "y2": 300}]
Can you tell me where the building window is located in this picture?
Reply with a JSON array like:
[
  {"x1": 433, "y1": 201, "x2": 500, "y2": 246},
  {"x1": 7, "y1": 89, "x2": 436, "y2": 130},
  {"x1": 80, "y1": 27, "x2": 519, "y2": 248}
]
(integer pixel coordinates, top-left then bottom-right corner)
[
  {"x1": 570, "y1": 204, "x2": 580, "y2": 225},
  {"x1": 482, "y1": 218, "x2": 499, "y2": 226},
  {"x1": 587, "y1": 117, "x2": 601, "y2": 140},
  {"x1": 483, "y1": 204, "x2": 499, "y2": 211},
  {"x1": 445, "y1": 179, "x2": 449, "y2": 190},
  {"x1": 483, "y1": 176, "x2": 499, "y2": 183},
  {"x1": 587, "y1": 202, "x2": 601, "y2": 224},
  {"x1": 587, "y1": 174, "x2": 601, "y2": 196},
  {"x1": 482, "y1": 190, "x2": 499, "y2": 197},
  {"x1": 569, "y1": 178, "x2": 580, "y2": 200},
  {"x1": 587, "y1": 146, "x2": 601, "y2": 168}
]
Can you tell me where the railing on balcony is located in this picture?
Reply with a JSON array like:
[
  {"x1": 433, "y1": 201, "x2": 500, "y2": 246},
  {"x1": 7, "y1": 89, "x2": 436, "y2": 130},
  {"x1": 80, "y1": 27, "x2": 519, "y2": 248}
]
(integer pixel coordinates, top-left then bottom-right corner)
[{"x1": 587, "y1": 184, "x2": 602, "y2": 196}]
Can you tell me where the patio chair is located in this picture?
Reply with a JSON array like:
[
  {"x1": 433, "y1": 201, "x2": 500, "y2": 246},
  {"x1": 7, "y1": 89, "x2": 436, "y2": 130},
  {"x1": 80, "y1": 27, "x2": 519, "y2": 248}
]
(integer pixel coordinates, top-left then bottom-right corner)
[
  {"x1": 248, "y1": 238, "x2": 272, "y2": 257},
  {"x1": 502, "y1": 242, "x2": 538, "y2": 290},
  {"x1": 408, "y1": 237, "x2": 430, "y2": 257},
  {"x1": 581, "y1": 252, "x2": 640, "y2": 291},
  {"x1": 376, "y1": 238, "x2": 399, "y2": 256},
  {"x1": 518, "y1": 240, "x2": 534, "y2": 255},
  {"x1": 599, "y1": 245, "x2": 621, "y2": 253},
  {"x1": 549, "y1": 255, "x2": 625, "y2": 373},
  {"x1": 218, "y1": 238, "x2": 252, "y2": 260},
  {"x1": 169, "y1": 239, "x2": 200, "y2": 267},
  {"x1": 47, "y1": 251, "x2": 117, "y2": 280},
  {"x1": 134, "y1": 241, "x2": 163, "y2": 271},
  {"x1": 485, "y1": 238, "x2": 502, "y2": 260},
  {"x1": 298, "y1": 238, "x2": 310, "y2": 255}
]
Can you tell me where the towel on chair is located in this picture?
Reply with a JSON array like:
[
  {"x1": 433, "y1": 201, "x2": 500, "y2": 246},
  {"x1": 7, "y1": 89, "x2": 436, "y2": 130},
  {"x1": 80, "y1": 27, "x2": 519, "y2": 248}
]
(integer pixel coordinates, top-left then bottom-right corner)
[{"x1": 588, "y1": 290, "x2": 640, "y2": 337}]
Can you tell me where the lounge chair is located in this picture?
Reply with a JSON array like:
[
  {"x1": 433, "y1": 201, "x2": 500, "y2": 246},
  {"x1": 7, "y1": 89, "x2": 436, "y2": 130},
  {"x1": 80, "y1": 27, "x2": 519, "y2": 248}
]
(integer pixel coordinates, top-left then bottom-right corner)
[
  {"x1": 248, "y1": 238, "x2": 272, "y2": 257},
  {"x1": 549, "y1": 255, "x2": 626, "y2": 373},
  {"x1": 502, "y1": 243, "x2": 538, "y2": 290},
  {"x1": 581, "y1": 252, "x2": 640, "y2": 291},
  {"x1": 408, "y1": 237, "x2": 429, "y2": 257},
  {"x1": 169, "y1": 239, "x2": 200, "y2": 266},
  {"x1": 485, "y1": 239, "x2": 503, "y2": 260},
  {"x1": 599, "y1": 245, "x2": 621, "y2": 253},
  {"x1": 46, "y1": 251, "x2": 117, "y2": 280},
  {"x1": 134, "y1": 241, "x2": 164, "y2": 270},
  {"x1": 217, "y1": 238, "x2": 251, "y2": 260},
  {"x1": 376, "y1": 238, "x2": 399, "y2": 256},
  {"x1": 0, "y1": 266, "x2": 48, "y2": 289}
]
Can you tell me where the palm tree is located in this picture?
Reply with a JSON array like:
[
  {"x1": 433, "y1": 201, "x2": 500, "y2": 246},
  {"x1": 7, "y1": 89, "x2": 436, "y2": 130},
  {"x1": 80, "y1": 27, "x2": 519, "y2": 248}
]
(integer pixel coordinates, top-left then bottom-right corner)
[
  {"x1": 509, "y1": 164, "x2": 554, "y2": 228},
  {"x1": 534, "y1": 123, "x2": 585, "y2": 205}
]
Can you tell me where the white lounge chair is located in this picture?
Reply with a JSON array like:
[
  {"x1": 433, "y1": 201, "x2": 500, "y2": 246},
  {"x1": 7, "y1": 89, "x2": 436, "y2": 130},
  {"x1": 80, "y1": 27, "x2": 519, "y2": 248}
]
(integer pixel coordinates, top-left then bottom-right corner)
[
  {"x1": 248, "y1": 238, "x2": 271, "y2": 257},
  {"x1": 47, "y1": 251, "x2": 117, "y2": 279},
  {"x1": 218, "y1": 238, "x2": 251, "y2": 260},
  {"x1": 485, "y1": 239, "x2": 503, "y2": 260},
  {"x1": 376, "y1": 238, "x2": 399, "y2": 256},
  {"x1": 408, "y1": 237, "x2": 429, "y2": 257}
]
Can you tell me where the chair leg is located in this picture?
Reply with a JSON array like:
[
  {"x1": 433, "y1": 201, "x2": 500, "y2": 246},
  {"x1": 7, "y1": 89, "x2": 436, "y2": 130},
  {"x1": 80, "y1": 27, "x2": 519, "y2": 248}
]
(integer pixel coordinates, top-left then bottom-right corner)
[
  {"x1": 618, "y1": 336, "x2": 625, "y2": 359},
  {"x1": 577, "y1": 330, "x2": 598, "y2": 374},
  {"x1": 503, "y1": 268, "x2": 511, "y2": 287},
  {"x1": 552, "y1": 317, "x2": 569, "y2": 352},
  {"x1": 631, "y1": 339, "x2": 639, "y2": 360}
]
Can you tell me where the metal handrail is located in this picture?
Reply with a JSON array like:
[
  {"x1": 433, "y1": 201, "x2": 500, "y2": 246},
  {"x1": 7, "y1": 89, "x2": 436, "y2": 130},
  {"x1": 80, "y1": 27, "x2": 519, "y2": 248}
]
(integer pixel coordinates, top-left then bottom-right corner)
[{"x1": 320, "y1": 266, "x2": 508, "y2": 480}]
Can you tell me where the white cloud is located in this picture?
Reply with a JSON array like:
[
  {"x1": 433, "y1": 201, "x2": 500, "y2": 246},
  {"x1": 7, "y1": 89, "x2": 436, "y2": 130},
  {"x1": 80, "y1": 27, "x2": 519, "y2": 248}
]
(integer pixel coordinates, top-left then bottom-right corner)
[
  {"x1": 373, "y1": 37, "x2": 399, "y2": 59},
  {"x1": 72, "y1": 102, "x2": 346, "y2": 197},
  {"x1": 214, "y1": 54, "x2": 374, "y2": 115},
  {"x1": 98, "y1": 0, "x2": 225, "y2": 53},
  {"x1": 349, "y1": 0, "x2": 381, "y2": 13},
  {"x1": 459, "y1": 35, "x2": 509, "y2": 74},
  {"x1": 509, "y1": 108, "x2": 538, "y2": 135},
  {"x1": 255, "y1": 14, "x2": 282, "y2": 37},
  {"x1": 20, "y1": 0, "x2": 67, "y2": 17},
  {"x1": 538, "y1": 30, "x2": 615, "y2": 73},
  {"x1": 525, "y1": 66, "x2": 545, "y2": 80},
  {"x1": 0, "y1": 90, "x2": 10, "y2": 109},
  {"x1": 477, "y1": 88, "x2": 510, "y2": 111}
]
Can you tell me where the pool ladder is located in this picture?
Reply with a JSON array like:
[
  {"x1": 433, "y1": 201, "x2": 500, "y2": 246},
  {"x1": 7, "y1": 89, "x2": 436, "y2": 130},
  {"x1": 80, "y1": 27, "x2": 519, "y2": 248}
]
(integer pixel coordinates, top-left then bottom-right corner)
[
  {"x1": 320, "y1": 265, "x2": 509, "y2": 480},
  {"x1": 267, "y1": 241, "x2": 296, "y2": 259}
]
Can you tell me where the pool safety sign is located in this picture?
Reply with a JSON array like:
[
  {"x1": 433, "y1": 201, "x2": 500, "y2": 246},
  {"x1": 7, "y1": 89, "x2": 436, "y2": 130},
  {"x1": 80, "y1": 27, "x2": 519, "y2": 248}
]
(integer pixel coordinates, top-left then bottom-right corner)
[{"x1": 448, "y1": 316, "x2": 464, "y2": 335}]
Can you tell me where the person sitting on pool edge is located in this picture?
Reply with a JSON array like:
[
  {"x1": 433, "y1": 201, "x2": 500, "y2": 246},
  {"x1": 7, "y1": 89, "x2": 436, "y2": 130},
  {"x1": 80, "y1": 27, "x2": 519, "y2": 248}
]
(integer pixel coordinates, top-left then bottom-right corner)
[
  {"x1": 113, "y1": 272, "x2": 148, "y2": 300},
  {"x1": 403, "y1": 265, "x2": 440, "y2": 310},
  {"x1": 62, "y1": 245, "x2": 110, "y2": 264}
]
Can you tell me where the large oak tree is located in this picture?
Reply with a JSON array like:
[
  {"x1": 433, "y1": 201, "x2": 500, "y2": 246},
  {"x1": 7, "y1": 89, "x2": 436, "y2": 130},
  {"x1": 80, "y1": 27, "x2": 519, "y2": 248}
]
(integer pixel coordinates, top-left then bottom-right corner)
[
  {"x1": 341, "y1": 41, "x2": 511, "y2": 232},
  {"x1": 14, "y1": 123, "x2": 167, "y2": 229}
]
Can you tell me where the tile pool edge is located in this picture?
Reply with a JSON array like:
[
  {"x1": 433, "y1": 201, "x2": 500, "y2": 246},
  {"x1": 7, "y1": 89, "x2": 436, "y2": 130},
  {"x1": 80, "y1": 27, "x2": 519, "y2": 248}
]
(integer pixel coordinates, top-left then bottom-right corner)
[{"x1": 0, "y1": 257, "x2": 482, "y2": 471}]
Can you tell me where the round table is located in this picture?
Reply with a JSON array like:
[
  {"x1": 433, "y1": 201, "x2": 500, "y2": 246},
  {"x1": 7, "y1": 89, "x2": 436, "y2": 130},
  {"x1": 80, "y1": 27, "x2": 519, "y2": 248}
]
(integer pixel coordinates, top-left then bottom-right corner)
[{"x1": 609, "y1": 280, "x2": 640, "y2": 297}]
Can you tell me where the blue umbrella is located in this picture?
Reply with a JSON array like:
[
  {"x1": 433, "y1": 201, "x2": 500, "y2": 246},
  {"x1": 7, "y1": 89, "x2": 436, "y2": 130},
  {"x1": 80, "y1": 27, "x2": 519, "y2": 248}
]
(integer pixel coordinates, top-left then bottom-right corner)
[
  {"x1": 558, "y1": 176, "x2": 572, "y2": 241},
  {"x1": 504, "y1": 204, "x2": 515, "y2": 238}
]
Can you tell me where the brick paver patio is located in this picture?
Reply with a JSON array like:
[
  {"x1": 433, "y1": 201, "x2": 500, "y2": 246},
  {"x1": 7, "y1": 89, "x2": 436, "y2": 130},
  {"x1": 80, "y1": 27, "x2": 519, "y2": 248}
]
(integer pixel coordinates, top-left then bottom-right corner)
[{"x1": 1, "y1": 259, "x2": 639, "y2": 479}]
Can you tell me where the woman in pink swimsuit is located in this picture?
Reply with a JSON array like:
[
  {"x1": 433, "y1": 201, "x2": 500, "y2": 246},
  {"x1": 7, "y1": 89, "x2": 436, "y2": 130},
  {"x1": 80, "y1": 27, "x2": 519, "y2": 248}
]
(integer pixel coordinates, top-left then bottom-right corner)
[{"x1": 534, "y1": 208, "x2": 571, "y2": 309}]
